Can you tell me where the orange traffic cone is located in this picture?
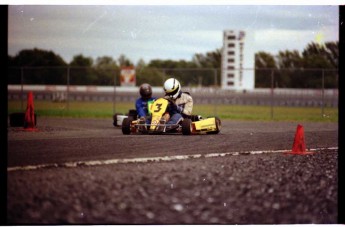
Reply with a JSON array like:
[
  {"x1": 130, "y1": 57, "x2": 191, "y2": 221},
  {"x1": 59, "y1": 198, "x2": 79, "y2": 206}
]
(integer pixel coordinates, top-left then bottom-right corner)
[
  {"x1": 24, "y1": 91, "x2": 38, "y2": 131},
  {"x1": 285, "y1": 124, "x2": 314, "y2": 155}
]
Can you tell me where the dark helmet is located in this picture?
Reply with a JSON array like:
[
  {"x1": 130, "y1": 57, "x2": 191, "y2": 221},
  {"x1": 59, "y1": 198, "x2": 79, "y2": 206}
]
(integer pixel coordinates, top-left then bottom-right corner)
[{"x1": 139, "y1": 83, "x2": 152, "y2": 99}]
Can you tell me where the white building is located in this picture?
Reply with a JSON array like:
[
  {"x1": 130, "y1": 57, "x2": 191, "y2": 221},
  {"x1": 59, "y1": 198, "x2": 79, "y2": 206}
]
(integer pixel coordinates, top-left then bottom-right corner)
[{"x1": 221, "y1": 30, "x2": 255, "y2": 90}]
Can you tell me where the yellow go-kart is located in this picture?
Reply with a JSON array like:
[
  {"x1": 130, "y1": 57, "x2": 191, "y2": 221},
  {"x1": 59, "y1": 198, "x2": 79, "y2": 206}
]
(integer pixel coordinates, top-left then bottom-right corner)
[{"x1": 121, "y1": 98, "x2": 221, "y2": 135}]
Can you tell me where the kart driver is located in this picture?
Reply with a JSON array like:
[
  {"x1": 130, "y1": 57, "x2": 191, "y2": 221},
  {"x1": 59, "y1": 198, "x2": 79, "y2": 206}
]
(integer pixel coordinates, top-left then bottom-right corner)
[
  {"x1": 136, "y1": 83, "x2": 156, "y2": 123},
  {"x1": 163, "y1": 78, "x2": 193, "y2": 126}
]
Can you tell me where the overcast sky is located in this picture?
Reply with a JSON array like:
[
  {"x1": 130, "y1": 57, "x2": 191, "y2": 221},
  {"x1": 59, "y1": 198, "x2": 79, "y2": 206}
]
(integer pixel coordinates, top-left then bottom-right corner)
[{"x1": 8, "y1": 5, "x2": 339, "y2": 64}]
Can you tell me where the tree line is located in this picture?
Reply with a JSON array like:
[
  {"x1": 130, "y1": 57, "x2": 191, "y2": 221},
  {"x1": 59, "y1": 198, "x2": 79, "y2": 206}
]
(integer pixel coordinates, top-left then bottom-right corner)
[
  {"x1": 255, "y1": 42, "x2": 338, "y2": 88},
  {"x1": 8, "y1": 41, "x2": 338, "y2": 88}
]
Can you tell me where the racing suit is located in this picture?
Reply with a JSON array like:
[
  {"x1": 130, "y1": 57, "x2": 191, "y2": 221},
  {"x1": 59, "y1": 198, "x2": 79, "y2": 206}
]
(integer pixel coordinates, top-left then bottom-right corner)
[
  {"x1": 135, "y1": 97, "x2": 156, "y2": 119},
  {"x1": 165, "y1": 92, "x2": 193, "y2": 124}
]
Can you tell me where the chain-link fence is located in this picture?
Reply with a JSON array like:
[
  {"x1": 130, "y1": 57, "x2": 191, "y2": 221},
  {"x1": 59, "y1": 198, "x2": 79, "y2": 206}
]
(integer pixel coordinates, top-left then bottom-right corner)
[{"x1": 8, "y1": 67, "x2": 338, "y2": 119}]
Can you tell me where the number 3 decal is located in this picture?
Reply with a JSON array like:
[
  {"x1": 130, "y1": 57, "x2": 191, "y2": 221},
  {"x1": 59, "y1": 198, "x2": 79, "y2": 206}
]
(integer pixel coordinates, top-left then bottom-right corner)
[{"x1": 153, "y1": 103, "x2": 162, "y2": 112}]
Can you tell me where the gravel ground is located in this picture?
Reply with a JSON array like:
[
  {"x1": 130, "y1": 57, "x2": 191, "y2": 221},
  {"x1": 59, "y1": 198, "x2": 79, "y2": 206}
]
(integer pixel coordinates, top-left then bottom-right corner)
[{"x1": 7, "y1": 118, "x2": 339, "y2": 224}]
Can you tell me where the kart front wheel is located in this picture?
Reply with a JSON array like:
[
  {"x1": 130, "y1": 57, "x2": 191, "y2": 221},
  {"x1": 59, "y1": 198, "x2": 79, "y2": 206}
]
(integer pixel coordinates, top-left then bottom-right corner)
[
  {"x1": 182, "y1": 118, "x2": 192, "y2": 135},
  {"x1": 207, "y1": 117, "x2": 221, "y2": 134},
  {"x1": 122, "y1": 118, "x2": 131, "y2": 135}
]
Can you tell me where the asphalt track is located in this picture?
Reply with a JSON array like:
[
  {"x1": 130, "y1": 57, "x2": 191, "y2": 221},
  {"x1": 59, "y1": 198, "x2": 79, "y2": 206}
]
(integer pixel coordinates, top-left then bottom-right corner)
[{"x1": 7, "y1": 118, "x2": 338, "y2": 224}]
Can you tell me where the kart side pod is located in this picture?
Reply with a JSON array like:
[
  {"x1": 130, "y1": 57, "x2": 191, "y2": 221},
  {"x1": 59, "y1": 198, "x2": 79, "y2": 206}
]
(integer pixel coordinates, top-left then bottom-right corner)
[{"x1": 182, "y1": 117, "x2": 221, "y2": 135}]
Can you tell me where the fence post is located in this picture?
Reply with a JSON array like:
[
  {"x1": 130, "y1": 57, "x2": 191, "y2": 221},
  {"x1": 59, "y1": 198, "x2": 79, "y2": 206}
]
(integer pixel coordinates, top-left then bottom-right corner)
[
  {"x1": 321, "y1": 69, "x2": 325, "y2": 117},
  {"x1": 335, "y1": 70, "x2": 339, "y2": 108},
  {"x1": 214, "y1": 68, "x2": 218, "y2": 116},
  {"x1": 20, "y1": 67, "x2": 24, "y2": 111},
  {"x1": 113, "y1": 71, "x2": 116, "y2": 115},
  {"x1": 66, "y1": 66, "x2": 70, "y2": 111},
  {"x1": 162, "y1": 69, "x2": 166, "y2": 84},
  {"x1": 270, "y1": 69, "x2": 274, "y2": 120}
]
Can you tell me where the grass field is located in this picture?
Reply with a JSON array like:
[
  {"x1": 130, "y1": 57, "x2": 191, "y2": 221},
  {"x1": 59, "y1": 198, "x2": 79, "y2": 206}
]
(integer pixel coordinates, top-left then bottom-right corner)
[{"x1": 8, "y1": 100, "x2": 338, "y2": 122}]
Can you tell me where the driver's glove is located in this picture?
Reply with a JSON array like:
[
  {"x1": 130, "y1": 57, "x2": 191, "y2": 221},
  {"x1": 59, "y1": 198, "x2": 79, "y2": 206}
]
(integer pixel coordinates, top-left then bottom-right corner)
[{"x1": 172, "y1": 103, "x2": 183, "y2": 114}]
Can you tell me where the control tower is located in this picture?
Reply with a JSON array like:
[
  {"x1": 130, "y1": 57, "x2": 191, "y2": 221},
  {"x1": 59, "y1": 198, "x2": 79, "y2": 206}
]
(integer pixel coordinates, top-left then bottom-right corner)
[{"x1": 221, "y1": 30, "x2": 254, "y2": 90}]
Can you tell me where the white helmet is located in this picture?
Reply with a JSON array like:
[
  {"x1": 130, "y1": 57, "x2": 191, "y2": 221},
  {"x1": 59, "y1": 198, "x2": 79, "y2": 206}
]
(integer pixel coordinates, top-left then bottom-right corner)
[{"x1": 163, "y1": 78, "x2": 181, "y2": 99}]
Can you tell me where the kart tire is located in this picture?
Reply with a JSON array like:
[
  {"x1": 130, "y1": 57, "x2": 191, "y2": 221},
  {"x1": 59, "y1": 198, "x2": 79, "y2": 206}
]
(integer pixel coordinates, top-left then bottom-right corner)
[
  {"x1": 112, "y1": 113, "x2": 122, "y2": 127},
  {"x1": 207, "y1": 117, "x2": 221, "y2": 134},
  {"x1": 128, "y1": 109, "x2": 138, "y2": 120},
  {"x1": 182, "y1": 118, "x2": 192, "y2": 135},
  {"x1": 9, "y1": 112, "x2": 37, "y2": 127},
  {"x1": 122, "y1": 117, "x2": 131, "y2": 135}
]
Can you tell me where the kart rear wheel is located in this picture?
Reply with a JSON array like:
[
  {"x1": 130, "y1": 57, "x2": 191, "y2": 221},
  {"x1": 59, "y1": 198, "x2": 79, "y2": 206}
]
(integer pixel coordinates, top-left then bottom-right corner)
[
  {"x1": 113, "y1": 113, "x2": 122, "y2": 127},
  {"x1": 128, "y1": 109, "x2": 138, "y2": 120},
  {"x1": 207, "y1": 117, "x2": 221, "y2": 134},
  {"x1": 182, "y1": 118, "x2": 192, "y2": 135},
  {"x1": 122, "y1": 117, "x2": 131, "y2": 135}
]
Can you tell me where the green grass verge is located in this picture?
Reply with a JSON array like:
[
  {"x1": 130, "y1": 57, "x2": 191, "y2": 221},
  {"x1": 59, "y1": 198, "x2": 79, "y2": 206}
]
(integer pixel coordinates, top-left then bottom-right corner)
[{"x1": 8, "y1": 100, "x2": 338, "y2": 122}]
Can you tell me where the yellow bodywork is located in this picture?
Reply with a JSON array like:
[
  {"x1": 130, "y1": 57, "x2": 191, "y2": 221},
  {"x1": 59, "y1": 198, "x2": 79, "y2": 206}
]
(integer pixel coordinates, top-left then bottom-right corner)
[
  {"x1": 193, "y1": 117, "x2": 218, "y2": 132},
  {"x1": 149, "y1": 98, "x2": 169, "y2": 131}
]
